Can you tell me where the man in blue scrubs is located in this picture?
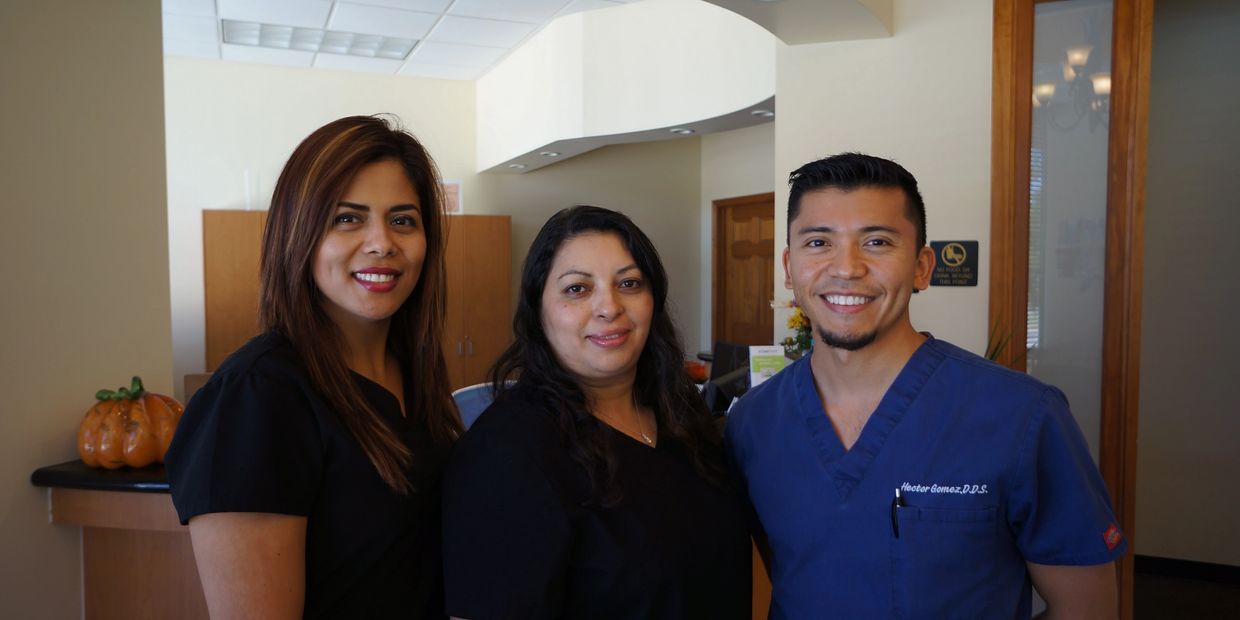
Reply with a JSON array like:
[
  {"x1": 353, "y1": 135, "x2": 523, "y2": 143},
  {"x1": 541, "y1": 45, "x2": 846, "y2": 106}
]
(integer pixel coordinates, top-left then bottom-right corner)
[{"x1": 725, "y1": 153, "x2": 1125, "y2": 618}]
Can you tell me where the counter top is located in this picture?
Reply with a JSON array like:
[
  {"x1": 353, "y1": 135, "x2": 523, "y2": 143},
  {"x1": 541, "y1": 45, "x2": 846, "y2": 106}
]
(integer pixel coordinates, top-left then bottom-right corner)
[{"x1": 31, "y1": 460, "x2": 169, "y2": 494}]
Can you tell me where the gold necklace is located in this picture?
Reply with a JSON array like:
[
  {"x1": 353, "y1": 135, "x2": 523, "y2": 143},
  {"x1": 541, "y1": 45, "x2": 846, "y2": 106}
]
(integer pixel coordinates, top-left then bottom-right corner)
[
  {"x1": 603, "y1": 406, "x2": 656, "y2": 445},
  {"x1": 634, "y1": 409, "x2": 655, "y2": 445}
]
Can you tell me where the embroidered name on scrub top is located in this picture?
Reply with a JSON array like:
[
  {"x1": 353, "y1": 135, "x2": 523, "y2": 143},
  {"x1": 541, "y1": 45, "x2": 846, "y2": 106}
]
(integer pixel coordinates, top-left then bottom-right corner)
[{"x1": 899, "y1": 482, "x2": 989, "y2": 495}]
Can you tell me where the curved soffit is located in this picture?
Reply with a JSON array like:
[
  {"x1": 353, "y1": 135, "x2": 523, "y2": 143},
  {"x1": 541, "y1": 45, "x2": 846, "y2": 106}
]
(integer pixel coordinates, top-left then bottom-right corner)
[{"x1": 478, "y1": 0, "x2": 891, "y2": 173}]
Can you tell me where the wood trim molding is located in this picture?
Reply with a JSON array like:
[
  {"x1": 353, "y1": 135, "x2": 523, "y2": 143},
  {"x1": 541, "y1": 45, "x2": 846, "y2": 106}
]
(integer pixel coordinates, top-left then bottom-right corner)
[
  {"x1": 1099, "y1": 1, "x2": 1153, "y2": 617},
  {"x1": 988, "y1": 0, "x2": 1033, "y2": 371},
  {"x1": 990, "y1": 1, "x2": 1151, "y2": 617}
]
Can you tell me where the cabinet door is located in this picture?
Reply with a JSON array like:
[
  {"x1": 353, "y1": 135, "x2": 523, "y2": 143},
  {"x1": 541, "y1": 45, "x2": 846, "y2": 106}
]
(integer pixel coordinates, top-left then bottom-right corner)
[
  {"x1": 460, "y1": 215, "x2": 512, "y2": 387},
  {"x1": 203, "y1": 210, "x2": 266, "y2": 371},
  {"x1": 443, "y1": 216, "x2": 468, "y2": 389}
]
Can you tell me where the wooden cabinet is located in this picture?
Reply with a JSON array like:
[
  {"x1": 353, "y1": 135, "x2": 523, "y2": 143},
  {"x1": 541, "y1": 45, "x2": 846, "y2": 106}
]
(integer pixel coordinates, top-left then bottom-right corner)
[
  {"x1": 31, "y1": 462, "x2": 207, "y2": 620},
  {"x1": 203, "y1": 211, "x2": 512, "y2": 390},
  {"x1": 203, "y1": 210, "x2": 266, "y2": 371},
  {"x1": 443, "y1": 215, "x2": 512, "y2": 390}
]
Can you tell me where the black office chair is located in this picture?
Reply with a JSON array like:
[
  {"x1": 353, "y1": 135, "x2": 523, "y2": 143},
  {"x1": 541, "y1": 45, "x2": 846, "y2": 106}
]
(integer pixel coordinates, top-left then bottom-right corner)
[{"x1": 702, "y1": 341, "x2": 750, "y2": 416}]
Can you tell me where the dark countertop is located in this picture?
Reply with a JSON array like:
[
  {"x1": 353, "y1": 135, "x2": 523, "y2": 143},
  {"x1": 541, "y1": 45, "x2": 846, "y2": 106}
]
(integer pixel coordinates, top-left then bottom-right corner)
[{"x1": 31, "y1": 460, "x2": 169, "y2": 494}]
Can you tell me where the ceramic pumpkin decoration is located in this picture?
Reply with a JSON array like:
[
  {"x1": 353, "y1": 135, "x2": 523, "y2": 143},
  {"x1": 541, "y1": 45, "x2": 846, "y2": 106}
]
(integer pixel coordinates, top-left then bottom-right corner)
[{"x1": 77, "y1": 377, "x2": 184, "y2": 469}]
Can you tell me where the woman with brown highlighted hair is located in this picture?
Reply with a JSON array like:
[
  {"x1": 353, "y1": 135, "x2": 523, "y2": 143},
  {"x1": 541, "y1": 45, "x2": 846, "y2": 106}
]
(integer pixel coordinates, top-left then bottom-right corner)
[{"x1": 166, "y1": 115, "x2": 459, "y2": 619}]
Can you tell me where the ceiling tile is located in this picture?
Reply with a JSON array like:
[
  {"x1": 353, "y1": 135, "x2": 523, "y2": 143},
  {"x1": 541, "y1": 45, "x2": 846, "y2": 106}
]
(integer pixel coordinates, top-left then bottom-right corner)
[
  {"x1": 328, "y1": 3, "x2": 439, "y2": 39},
  {"x1": 163, "y1": 13, "x2": 218, "y2": 43},
  {"x1": 345, "y1": 0, "x2": 453, "y2": 11},
  {"x1": 221, "y1": 43, "x2": 315, "y2": 67},
  {"x1": 165, "y1": 38, "x2": 221, "y2": 60},
  {"x1": 448, "y1": 0, "x2": 567, "y2": 24},
  {"x1": 217, "y1": 0, "x2": 333, "y2": 29},
  {"x1": 163, "y1": 0, "x2": 217, "y2": 18},
  {"x1": 409, "y1": 40, "x2": 507, "y2": 67},
  {"x1": 398, "y1": 62, "x2": 484, "y2": 81},
  {"x1": 313, "y1": 53, "x2": 404, "y2": 74},
  {"x1": 430, "y1": 15, "x2": 536, "y2": 47}
]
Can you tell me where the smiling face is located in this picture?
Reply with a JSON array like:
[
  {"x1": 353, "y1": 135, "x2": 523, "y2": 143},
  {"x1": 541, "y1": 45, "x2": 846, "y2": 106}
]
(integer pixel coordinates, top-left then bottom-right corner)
[
  {"x1": 540, "y1": 232, "x2": 654, "y2": 391},
  {"x1": 783, "y1": 186, "x2": 935, "y2": 353},
  {"x1": 312, "y1": 158, "x2": 426, "y2": 334}
]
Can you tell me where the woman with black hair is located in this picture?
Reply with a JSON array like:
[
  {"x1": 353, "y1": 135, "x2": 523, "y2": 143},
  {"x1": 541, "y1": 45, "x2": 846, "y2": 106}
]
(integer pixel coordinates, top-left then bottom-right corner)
[{"x1": 442, "y1": 206, "x2": 751, "y2": 619}]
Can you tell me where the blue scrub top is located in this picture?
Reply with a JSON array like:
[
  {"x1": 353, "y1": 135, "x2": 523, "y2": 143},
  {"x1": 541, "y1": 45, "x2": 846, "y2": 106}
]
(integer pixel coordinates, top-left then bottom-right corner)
[{"x1": 725, "y1": 336, "x2": 1125, "y2": 619}]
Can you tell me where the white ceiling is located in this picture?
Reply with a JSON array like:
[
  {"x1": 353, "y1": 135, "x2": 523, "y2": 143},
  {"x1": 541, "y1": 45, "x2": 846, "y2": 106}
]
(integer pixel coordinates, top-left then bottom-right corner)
[{"x1": 162, "y1": 0, "x2": 638, "y2": 81}]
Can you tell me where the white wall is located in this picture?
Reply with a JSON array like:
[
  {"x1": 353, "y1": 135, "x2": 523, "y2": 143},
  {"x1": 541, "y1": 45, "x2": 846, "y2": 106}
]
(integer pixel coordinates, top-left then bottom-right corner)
[
  {"x1": 0, "y1": 1, "x2": 172, "y2": 616},
  {"x1": 477, "y1": 137, "x2": 705, "y2": 354},
  {"x1": 164, "y1": 58, "x2": 478, "y2": 398},
  {"x1": 699, "y1": 123, "x2": 777, "y2": 350},
  {"x1": 772, "y1": 0, "x2": 993, "y2": 352},
  {"x1": 1136, "y1": 0, "x2": 1240, "y2": 566},
  {"x1": 477, "y1": 0, "x2": 775, "y2": 170}
]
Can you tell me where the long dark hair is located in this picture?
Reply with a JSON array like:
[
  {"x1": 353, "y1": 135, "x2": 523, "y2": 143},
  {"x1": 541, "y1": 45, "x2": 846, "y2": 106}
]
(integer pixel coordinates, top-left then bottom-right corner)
[
  {"x1": 490, "y1": 205, "x2": 723, "y2": 504},
  {"x1": 259, "y1": 115, "x2": 461, "y2": 494}
]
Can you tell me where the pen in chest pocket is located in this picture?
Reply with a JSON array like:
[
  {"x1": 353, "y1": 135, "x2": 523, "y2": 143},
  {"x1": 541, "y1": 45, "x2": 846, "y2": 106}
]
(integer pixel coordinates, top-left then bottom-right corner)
[{"x1": 890, "y1": 488, "x2": 905, "y2": 539}]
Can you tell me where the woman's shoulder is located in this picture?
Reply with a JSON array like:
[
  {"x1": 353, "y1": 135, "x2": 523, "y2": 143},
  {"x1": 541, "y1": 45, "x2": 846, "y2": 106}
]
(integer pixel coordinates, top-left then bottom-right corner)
[
  {"x1": 450, "y1": 384, "x2": 569, "y2": 468},
  {"x1": 186, "y1": 331, "x2": 318, "y2": 416},
  {"x1": 210, "y1": 331, "x2": 306, "y2": 381},
  {"x1": 464, "y1": 386, "x2": 559, "y2": 442}
]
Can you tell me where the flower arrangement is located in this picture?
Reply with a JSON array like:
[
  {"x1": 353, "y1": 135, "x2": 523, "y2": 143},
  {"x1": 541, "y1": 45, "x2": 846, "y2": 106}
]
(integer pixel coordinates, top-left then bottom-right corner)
[{"x1": 781, "y1": 306, "x2": 813, "y2": 359}]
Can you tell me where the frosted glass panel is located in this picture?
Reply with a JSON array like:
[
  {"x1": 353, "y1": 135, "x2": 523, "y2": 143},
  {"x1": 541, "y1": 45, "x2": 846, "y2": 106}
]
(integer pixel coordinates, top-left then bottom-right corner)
[{"x1": 1028, "y1": 0, "x2": 1113, "y2": 459}]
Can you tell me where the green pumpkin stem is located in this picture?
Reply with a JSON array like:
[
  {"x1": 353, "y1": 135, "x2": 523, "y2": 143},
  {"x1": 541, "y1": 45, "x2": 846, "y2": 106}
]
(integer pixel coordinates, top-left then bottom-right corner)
[{"x1": 94, "y1": 377, "x2": 146, "y2": 401}]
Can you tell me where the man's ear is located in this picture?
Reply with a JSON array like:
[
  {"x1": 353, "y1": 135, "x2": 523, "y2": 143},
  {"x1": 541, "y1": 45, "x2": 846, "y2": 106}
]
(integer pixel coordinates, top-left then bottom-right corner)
[
  {"x1": 914, "y1": 245, "x2": 935, "y2": 291},
  {"x1": 783, "y1": 246, "x2": 793, "y2": 290}
]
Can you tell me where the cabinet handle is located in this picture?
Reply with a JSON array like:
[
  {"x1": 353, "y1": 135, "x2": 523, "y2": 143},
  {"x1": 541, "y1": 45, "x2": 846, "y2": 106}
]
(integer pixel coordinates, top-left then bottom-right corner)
[
  {"x1": 466, "y1": 338, "x2": 474, "y2": 356},
  {"x1": 457, "y1": 341, "x2": 463, "y2": 355}
]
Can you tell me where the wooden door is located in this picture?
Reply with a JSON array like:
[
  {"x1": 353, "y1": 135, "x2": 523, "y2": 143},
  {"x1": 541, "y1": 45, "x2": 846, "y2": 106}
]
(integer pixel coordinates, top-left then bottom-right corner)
[
  {"x1": 203, "y1": 210, "x2": 266, "y2": 371},
  {"x1": 443, "y1": 217, "x2": 468, "y2": 389},
  {"x1": 713, "y1": 193, "x2": 776, "y2": 346},
  {"x1": 460, "y1": 215, "x2": 511, "y2": 387}
]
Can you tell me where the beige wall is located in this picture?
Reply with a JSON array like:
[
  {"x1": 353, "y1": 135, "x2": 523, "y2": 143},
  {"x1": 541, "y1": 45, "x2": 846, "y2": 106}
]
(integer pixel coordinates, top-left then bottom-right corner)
[
  {"x1": 0, "y1": 0, "x2": 173, "y2": 616},
  {"x1": 773, "y1": 0, "x2": 993, "y2": 353},
  {"x1": 1137, "y1": 0, "x2": 1240, "y2": 566},
  {"x1": 164, "y1": 58, "x2": 478, "y2": 398},
  {"x1": 477, "y1": 138, "x2": 705, "y2": 353},
  {"x1": 699, "y1": 123, "x2": 777, "y2": 350}
]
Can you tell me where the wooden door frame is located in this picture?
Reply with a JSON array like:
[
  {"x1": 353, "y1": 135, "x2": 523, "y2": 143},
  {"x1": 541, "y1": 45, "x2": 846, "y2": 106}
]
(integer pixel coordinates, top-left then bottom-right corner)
[
  {"x1": 990, "y1": 0, "x2": 1152, "y2": 616},
  {"x1": 712, "y1": 192, "x2": 777, "y2": 346}
]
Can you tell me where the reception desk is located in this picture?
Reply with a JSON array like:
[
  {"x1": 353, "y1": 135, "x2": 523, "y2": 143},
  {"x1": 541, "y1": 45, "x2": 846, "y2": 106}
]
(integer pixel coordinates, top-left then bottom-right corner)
[{"x1": 31, "y1": 461, "x2": 207, "y2": 619}]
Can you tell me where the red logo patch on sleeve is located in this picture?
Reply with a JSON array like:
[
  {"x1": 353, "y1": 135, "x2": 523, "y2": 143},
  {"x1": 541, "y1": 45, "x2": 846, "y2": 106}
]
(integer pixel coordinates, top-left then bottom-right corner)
[{"x1": 1103, "y1": 524, "x2": 1123, "y2": 550}]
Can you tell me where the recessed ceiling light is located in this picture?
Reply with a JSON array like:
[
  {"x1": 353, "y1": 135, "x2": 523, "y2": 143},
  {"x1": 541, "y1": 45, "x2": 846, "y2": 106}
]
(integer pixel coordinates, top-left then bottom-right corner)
[
  {"x1": 507, "y1": 163, "x2": 527, "y2": 169},
  {"x1": 669, "y1": 128, "x2": 695, "y2": 135},
  {"x1": 539, "y1": 151, "x2": 560, "y2": 157},
  {"x1": 221, "y1": 19, "x2": 415, "y2": 60},
  {"x1": 751, "y1": 109, "x2": 775, "y2": 117}
]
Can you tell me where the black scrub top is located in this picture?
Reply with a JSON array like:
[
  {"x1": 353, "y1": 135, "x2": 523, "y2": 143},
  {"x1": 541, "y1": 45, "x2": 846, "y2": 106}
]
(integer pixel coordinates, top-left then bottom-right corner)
[
  {"x1": 166, "y1": 331, "x2": 449, "y2": 619},
  {"x1": 442, "y1": 386, "x2": 751, "y2": 619}
]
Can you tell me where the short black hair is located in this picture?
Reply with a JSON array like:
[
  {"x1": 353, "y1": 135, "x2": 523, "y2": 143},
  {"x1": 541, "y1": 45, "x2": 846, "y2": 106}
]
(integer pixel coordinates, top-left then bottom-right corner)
[{"x1": 787, "y1": 153, "x2": 927, "y2": 248}]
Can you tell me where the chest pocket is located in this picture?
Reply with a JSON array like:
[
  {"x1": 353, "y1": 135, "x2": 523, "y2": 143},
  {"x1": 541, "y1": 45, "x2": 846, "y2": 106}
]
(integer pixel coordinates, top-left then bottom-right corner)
[{"x1": 889, "y1": 504, "x2": 1006, "y2": 619}]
